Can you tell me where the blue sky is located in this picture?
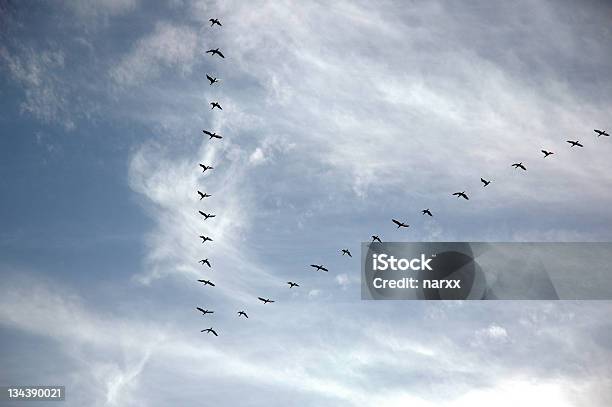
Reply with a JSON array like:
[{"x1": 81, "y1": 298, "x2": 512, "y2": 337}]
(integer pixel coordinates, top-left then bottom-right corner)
[{"x1": 1, "y1": 0, "x2": 612, "y2": 406}]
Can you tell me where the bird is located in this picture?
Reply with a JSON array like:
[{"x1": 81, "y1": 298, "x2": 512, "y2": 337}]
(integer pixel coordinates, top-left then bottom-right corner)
[
  {"x1": 197, "y1": 279, "x2": 215, "y2": 287},
  {"x1": 392, "y1": 219, "x2": 409, "y2": 228},
  {"x1": 287, "y1": 281, "x2": 299, "y2": 288},
  {"x1": 480, "y1": 178, "x2": 491, "y2": 187},
  {"x1": 206, "y1": 74, "x2": 219, "y2": 85},
  {"x1": 198, "y1": 191, "x2": 211, "y2": 200},
  {"x1": 209, "y1": 18, "x2": 222, "y2": 27},
  {"x1": 210, "y1": 102, "x2": 222, "y2": 110},
  {"x1": 422, "y1": 209, "x2": 433, "y2": 217},
  {"x1": 341, "y1": 249, "x2": 352, "y2": 257},
  {"x1": 199, "y1": 235, "x2": 213, "y2": 243},
  {"x1": 238, "y1": 311, "x2": 248, "y2": 318},
  {"x1": 567, "y1": 140, "x2": 583, "y2": 147},
  {"x1": 206, "y1": 48, "x2": 225, "y2": 58},
  {"x1": 541, "y1": 150, "x2": 554, "y2": 158},
  {"x1": 310, "y1": 264, "x2": 329, "y2": 272},
  {"x1": 199, "y1": 164, "x2": 214, "y2": 172},
  {"x1": 201, "y1": 327, "x2": 218, "y2": 336},
  {"x1": 199, "y1": 259, "x2": 211, "y2": 268},
  {"x1": 199, "y1": 211, "x2": 216, "y2": 220},
  {"x1": 371, "y1": 235, "x2": 382, "y2": 243},
  {"x1": 258, "y1": 297, "x2": 275, "y2": 304},
  {"x1": 203, "y1": 130, "x2": 222, "y2": 140},
  {"x1": 196, "y1": 307, "x2": 213, "y2": 315},
  {"x1": 511, "y1": 162, "x2": 527, "y2": 171},
  {"x1": 452, "y1": 191, "x2": 469, "y2": 200},
  {"x1": 594, "y1": 129, "x2": 609, "y2": 137}
]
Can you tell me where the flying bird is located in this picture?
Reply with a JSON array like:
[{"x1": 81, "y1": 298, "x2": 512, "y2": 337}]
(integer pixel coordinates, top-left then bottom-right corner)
[
  {"x1": 422, "y1": 209, "x2": 433, "y2": 217},
  {"x1": 258, "y1": 297, "x2": 275, "y2": 304},
  {"x1": 199, "y1": 258, "x2": 211, "y2": 268},
  {"x1": 206, "y1": 48, "x2": 225, "y2": 58},
  {"x1": 310, "y1": 264, "x2": 329, "y2": 272},
  {"x1": 511, "y1": 162, "x2": 527, "y2": 171},
  {"x1": 541, "y1": 150, "x2": 554, "y2": 158},
  {"x1": 210, "y1": 102, "x2": 222, "y2": 110},
  {"x1": 594, "y1": 129, "x2": 609, "y2": 137},
  {"x1": 567, "y1": 140, "x2": 583, "y2": 147},
  {"x1": 371, "y1": 235, "x2": 382, "y2": 243},
  {"x1": 198, "y1": 279, "x2": 215, "y2": 287},
  {"x1": 199, "y1": 211, "x2": 216, "y2": 220},
  {"x1": 203, "y1": 130, "x2": 222, "y2": 140},
  {"x1": 452, "y1": 191, "x2": 469, "y2": 200},
  {"x1": 199, "y1": 235, "x2": 213, "y2": 243},
  {"x1": 341, "y1": 249, "x2": 352, "y2": 257},
  {"x1": 198, "y1": 191, "x2": 211, "y2": 200},
  {"x1": 209, "y1": 18, "x2": 222, "y2": 27},
  {"x1": 206, "y1": 74, "x2": 219, "y2": 85},
  {"x1": 201, "y1": 327, "x2": 218, "y2": 336},
  {"x1": 480, "y1": 178, "x2": 491, "y2": 187},
  {"x1": 392, "y1": 219, "x2": 409, "y2": 228},
  {"x1": 238, "y1": 311, "x2": 248, "y2": 318},
  {"x1": 199, "y1": 164, "x2": 214, "y2": 172},
  {"x1": 196, "y1": 307, "x2": 213, "y2": 315},
  {"x1": 287, "y1": 281, "x2": 299, "y2": 288}
]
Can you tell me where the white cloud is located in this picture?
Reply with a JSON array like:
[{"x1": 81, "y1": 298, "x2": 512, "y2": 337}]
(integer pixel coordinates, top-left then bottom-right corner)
[
  {"x1": 110, "y1": 22, "x2": 199, "y2": 86},
  {"x1": 0, "y1": 46, "x2": 75, "y2": 129}
]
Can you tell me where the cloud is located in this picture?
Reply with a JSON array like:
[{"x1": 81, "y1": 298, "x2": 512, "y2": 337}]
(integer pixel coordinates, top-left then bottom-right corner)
[
  {"x1": 0, "y1": 46, "x2": 75, "y2": 129},
  {"x1": 110, "y1": 21, "x2": 199, "y2": 86}
]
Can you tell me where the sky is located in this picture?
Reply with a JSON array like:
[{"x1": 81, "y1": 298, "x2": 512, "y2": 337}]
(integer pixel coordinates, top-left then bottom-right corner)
[{"x1": 1, "y1": 0, "x2": 612, "y2": 405}]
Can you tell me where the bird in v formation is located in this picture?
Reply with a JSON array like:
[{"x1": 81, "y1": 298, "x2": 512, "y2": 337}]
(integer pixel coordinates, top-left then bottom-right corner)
[
  {"x1": 202, "y1": 327, "x2": 218, "y2": 336},
  {"x1": 206, "y1": 48, "x2": 225, "y2": 58},
  {"x1": 196, "y1": 307, "x2": 213, "y2": 315},
  {"x1": 203, "y1": 130, "x2": 222, "y2": 140},
  {"x1": 206, "y1": 74, "x2": 219, "y2": 85}
]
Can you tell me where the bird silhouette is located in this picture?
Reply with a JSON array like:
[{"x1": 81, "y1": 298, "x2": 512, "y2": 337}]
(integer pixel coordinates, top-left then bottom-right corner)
[
  {"x1": 541, "y1": 150, "x2": 554, "y2": 158},
  {"x1": 258, "y1": 297, "x2": 275, "y2": 304},
  {"x1": 594, "y1": 129, "x2": 609, "y2": 137},
  {"x1": 206, "y1": 48, "x2": 225, "y2": 58},
  {"x1": 210, "y1": 102, "x2": 222, "y2": 110},
  {"x1": 199, "y1": 211, "x2": 216, "y2": 220},
  {"x1": 209, "y1": 18, "x2": 222, "y2": 27},
  {"x1": 422, "y1": 209, "x2": 433, "y2": 217},
  {"x1": 452, "y1": 191, "x2": 469, "y2": 200},
  {"x1": 371, "y1": 235, "x2": 382, "y2": 243},
  {"x1": 199, "y1": 235, "x2": 213, "y2": 243},
  {"x1": 480, "y1": 178, "x2": 491, "y2": 187},
  {"x1": 238, "y1": 311, "x2": 248, "y2": 318},
  {"x1": 512, "y1": 162, "x2": 527, "y2": 171},
  {"x1": 201, "y1": 327, "x2": 218, "y2": 336},
  {"x1": 341, "y1": 249, "x2": 352, "y2": 257},
  {"x1": 203, "y1": 130, "x2": 222, "y2": 140},
  {"x1": 206, "y1": 74, "x2": 219, "y2": 85},
  {"x1": 198, "y1": 279, "x2": 215, "y2": 287},
  {"x1": 198, "y1": 191, "x2": 211, "y2": 200},
  {"x1": 199, "y1": 259, "x2": 211, "y2": 268},
  {"x1": 287, "y1": 281, "x2": 299, "y2": 288},
  {"x1": 567, "y1": 140, "x2": 584, "y2": 147},
  {"x1": 310, "y1": 264, "x2": 329, "y2": 272},
  {"x1": 196, "y1": 307, "x2": 214, "y2": 315},
  {"x1": 199, "y1": 164, "x2": 214, "y2": 172},
  {"x1": 392, "y1": 219, "x2": 409, "y2": 228}
]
